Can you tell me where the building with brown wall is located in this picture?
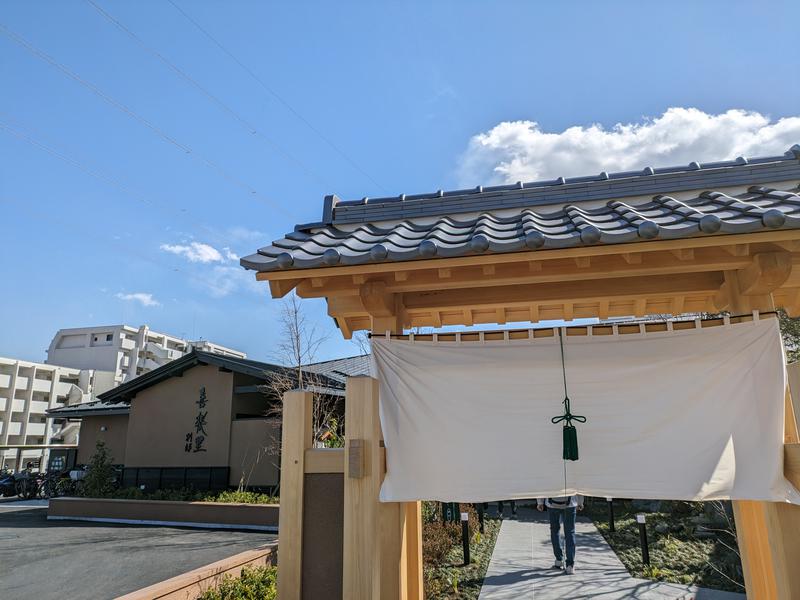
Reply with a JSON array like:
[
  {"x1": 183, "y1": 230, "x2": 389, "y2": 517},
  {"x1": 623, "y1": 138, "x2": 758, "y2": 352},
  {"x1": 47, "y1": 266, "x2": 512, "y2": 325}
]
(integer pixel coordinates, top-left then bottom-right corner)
[{"x1": 48, "y1": 351, "x2": 366, "y2": 491}]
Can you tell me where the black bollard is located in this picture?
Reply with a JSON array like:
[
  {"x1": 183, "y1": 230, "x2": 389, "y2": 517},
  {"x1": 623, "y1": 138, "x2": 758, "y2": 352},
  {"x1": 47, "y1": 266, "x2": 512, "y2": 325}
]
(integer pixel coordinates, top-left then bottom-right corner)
[
  {"x1": 461, "y1": 510, "x2": 470, "y2": 565},
  {"x1": 607, "y1": 497, "x2": 615, "y2": 533},
  {"x1": 636, "y1": 513, "x2": 650, "y2": 566}
]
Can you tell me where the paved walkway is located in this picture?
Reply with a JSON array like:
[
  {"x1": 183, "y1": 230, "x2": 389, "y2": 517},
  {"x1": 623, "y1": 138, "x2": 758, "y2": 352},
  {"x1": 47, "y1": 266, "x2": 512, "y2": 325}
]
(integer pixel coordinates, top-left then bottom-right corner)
[{"x1": 478, "y1": 508, "x2": 745, "y2": 600}]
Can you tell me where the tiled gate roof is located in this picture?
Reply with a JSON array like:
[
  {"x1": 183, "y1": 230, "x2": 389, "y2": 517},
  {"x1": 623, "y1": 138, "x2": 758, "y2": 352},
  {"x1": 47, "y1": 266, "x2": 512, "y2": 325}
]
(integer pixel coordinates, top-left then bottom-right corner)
[{"x1": 241, "y1": 146, "x2": 800, "y2": 273}]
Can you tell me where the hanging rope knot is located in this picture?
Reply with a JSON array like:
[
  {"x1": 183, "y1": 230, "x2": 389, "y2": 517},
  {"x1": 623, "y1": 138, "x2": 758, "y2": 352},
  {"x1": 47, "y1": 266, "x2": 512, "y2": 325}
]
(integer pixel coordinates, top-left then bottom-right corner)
[
  {"x1": 551, "y1": 330, "x2": 586, "y2": 461},
  {"x1": 551, "y1": 396, "x2": 586, "y2": 427}
]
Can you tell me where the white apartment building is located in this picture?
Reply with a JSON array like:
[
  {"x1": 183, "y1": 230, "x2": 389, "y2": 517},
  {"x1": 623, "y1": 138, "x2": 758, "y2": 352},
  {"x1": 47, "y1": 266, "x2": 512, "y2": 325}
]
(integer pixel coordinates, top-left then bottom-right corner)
[
  {"x1": 46, "y1": 324, "x2": 246, "y2": 384},
  {"x1": 0, "y1": 357, "x2": 115, "y2": 470}
]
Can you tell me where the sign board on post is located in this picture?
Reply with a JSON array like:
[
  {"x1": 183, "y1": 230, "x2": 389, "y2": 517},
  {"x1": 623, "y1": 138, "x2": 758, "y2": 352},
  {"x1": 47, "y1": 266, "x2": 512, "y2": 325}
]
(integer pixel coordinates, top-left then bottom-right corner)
[{"x1": 441, "y1": 502, "x2": 460, "y2": 523}]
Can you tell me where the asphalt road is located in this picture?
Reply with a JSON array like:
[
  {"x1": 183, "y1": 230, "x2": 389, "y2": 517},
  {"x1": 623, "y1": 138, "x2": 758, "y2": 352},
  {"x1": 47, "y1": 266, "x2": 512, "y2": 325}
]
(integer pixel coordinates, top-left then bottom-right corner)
[{"x1": 0, "y1": 502, "x2": 276, "y2": 600}]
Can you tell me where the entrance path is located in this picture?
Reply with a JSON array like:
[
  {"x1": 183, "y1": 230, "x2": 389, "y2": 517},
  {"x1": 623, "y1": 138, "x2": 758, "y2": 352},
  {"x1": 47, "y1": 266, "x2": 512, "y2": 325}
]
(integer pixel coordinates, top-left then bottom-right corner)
[{"x1": 478, "y1": 508, "x2": 745, "y2": 600}]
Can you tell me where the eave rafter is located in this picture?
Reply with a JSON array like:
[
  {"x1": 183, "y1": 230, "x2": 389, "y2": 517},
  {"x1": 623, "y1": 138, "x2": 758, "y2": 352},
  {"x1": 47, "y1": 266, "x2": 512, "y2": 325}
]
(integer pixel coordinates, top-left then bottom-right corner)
[{"x1": 254, "y1": 230, "x2": 800, "y2": 337}]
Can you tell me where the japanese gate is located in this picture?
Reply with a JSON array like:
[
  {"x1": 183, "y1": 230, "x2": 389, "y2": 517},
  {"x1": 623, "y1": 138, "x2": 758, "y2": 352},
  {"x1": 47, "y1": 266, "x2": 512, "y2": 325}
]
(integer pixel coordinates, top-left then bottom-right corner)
[{"x1": 243, "y1": 146, "x2": 800, "y2": 599}]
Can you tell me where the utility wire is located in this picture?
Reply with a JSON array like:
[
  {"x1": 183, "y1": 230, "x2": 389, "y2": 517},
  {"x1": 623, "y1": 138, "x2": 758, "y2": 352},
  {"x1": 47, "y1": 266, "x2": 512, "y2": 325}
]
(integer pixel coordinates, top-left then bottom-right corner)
[
  {"x1": 1, "y1": 196, "x2": 186, "y2": 278},
  {"x1": 0, "y1": 21, "x2": 297, "y2": 219},
  {"x1": 0, "y1": 116, "x2": 240, "y2": 252},
  {"x1": 85, "y1": 0, "x2": 332, "y2": 190},
  {"x1": 167, "y1": 0, "x2": 389, "y2": 194}
]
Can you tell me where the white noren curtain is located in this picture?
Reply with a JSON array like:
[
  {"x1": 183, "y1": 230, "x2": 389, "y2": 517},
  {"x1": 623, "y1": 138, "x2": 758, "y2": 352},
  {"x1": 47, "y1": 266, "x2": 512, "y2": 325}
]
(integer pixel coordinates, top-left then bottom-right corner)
[{"x1": 372, "y1": 318, "x2": 800, "y2": 504}]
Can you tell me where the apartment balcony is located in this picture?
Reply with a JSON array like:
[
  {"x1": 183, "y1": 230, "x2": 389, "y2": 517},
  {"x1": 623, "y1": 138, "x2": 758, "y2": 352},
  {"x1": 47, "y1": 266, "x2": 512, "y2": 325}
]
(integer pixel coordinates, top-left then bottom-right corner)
[
  {"x1": 145, "y1": 341, "x2": 172, "y2": 360},
  {"x1": 14, "y1": 376, "x2": 29, "y2": 389},
  {"x1": 54, "y1": 381, "x2": 73, "y2": 397},
  {"x1": 57, "y1": 422, "x2": 81, "y2": 445},
  {"x1": 32, "y1": 378, "x2": 52, "y2": 393},
  {"x1": 0, "y1": 397, "x2": 6, "y2": 412},
  {"x1": 5, "y1": 421, "x2": 21, "y2": 436},
  {"x1": 26, "y1": 422, "x2": 46, "y2": 437},
  {"x1": 29, "y1": 400, "x2": 50, "y2": 414},
  {"x1": 0, "y1": 373, "x2": 10, "y2": 388},
  {"x1": 138, "y1": 357, "x2": 165, "y2": 372},
  {"x1": 11, "y1": 399, "x2": 25, "y2": 413},
  {"x1": 121, "y1": 337, "x2": 136, "y2": 350}
]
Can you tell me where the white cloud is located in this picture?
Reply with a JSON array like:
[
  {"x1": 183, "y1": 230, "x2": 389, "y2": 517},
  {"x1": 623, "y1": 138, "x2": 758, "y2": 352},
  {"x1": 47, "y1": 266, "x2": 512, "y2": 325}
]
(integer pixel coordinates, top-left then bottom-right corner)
[
  {"x1": 202, "y1": 265, "x2": 264, "y2": 298},
  {"x1": 226, "y1": 226, "x2": 265, "y2": 242},
  {"x1": 115, "y1": 292, "x2": 161, "y2": 307},
  {"x1": 458, "y1": 108, "x2": 800, "y2": 186},
  {"x1": 159, "y1": 240, "x2": 261, "y2": 298},
  {"x1": 160, "y1": 242, "x2": 224, "y2": 263}
]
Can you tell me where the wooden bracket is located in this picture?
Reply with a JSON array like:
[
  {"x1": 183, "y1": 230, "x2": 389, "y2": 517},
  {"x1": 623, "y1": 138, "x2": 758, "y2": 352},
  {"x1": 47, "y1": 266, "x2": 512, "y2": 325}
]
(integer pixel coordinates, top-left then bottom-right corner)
[
  {"x1": 360, "y1": 281, "x2": 396, "y2": 317},
  {"x1": 738, "y1": 252, "x2": 792, "y2": 296}
]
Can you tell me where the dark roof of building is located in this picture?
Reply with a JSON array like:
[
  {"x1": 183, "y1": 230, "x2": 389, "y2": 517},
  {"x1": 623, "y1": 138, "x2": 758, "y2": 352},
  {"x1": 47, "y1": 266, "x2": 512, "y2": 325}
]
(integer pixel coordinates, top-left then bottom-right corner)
[
  {"x1": 47, "y1": 398, "x2": 131, "y2": 418},
  {"x1": 46, "y1": 351, "x2": 364, "y2": 417},
  {"x1": 92, "y1": 350, "x2": 307, "y2": 403},
  {"x1": 240, "y1": 146, "x2": 800, "y2": 273},
  {"x1": 303, "y1": 354, "x2": 374, "y2": 384}
]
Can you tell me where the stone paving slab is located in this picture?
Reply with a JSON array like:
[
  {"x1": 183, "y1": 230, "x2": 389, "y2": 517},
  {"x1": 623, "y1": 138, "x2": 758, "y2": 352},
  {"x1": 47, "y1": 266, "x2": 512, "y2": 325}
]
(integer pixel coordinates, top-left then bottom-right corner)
[{"x1": 478, "y1": 508, "x2": 745, "y2": 600}]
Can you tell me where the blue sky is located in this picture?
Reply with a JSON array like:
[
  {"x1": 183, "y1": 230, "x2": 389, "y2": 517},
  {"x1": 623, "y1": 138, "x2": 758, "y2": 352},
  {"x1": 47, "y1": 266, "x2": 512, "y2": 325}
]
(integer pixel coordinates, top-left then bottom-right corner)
[{"x1": 1, "y1": 1, "x2": 799, "y2": 364}]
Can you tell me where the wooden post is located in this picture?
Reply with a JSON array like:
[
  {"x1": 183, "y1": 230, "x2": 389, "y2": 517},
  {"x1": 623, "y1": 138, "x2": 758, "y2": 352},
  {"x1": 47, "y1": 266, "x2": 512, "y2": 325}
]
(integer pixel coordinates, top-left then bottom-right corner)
[
  {"x1": 277, "y1": 390, "x2": 312, "y2": 600},
  {"x1": 404, "y1": 501, "x2": 424, "y2": 600},
  {"x1": 725, "y1": 280, "x2": 800, "y2": 599},
  {"x1": 381, "y1": 497, "x2": 403, "y2": 600},
  {"x1": 343, "y1": 376, "x2": 383, "y2": 599}
]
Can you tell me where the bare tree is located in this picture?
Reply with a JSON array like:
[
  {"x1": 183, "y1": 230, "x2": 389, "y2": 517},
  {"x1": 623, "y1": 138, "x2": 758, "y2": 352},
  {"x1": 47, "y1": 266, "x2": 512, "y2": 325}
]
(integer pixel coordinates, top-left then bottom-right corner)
[
  {"x1": 273, "y1": 292, "x2": 327, "y2": 388},
  {"x1": 241, "y1": 293, "x2": 344, "y2": 493},
  {"x1": 352, "y1": 330, "x2": 371, "y2": 356}
]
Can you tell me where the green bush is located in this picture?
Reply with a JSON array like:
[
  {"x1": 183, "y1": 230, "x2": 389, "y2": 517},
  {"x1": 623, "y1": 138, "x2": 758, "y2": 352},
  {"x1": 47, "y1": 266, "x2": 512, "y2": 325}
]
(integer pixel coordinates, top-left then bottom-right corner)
[
  {"x1": 210, "y1": 490, "x2": 278, "y2": 504},
  {"x1": 109, "y1": 487, "x2": 204, "y2": 501},
  {"x1": 422, "y1": 504, "x2": 481, "y2": 565},
  {"x1": 198, "y1": 565, "x2": 276, "y2": 600},
  {"x1": 81, "y1": 441, "x2": 116, "y2": 498},
  {"x1": 94, "y1": 486, "x2": 279, "y2": 504}
]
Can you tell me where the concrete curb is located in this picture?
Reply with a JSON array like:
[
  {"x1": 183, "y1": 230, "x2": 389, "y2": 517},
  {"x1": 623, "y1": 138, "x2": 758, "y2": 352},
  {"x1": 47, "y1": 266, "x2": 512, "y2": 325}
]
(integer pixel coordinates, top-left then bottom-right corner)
[
  {"x1": 46, "y1": 515, "x2": 278, "y2": 532},
  {"x1": 116, "y1": 542, "x2": 278, "y2": 600}
]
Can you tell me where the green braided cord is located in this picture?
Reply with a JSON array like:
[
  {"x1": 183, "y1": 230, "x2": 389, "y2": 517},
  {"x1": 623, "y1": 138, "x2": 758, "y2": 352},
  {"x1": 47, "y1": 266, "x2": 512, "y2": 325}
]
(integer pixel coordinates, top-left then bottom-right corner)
[{"x1": 551, "y1": 329, "x2": 586, "y2": 461}]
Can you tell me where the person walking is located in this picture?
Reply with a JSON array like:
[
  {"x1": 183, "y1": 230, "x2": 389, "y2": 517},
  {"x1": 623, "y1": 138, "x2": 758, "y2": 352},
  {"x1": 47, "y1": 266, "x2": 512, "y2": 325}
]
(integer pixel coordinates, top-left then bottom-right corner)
[
  {"x1": 496, "y1": 499, "x2": 517, "y2": 519},
  {"x1": 537, "y1": 495, "x2": 583, "y2": 574},
  {"x1": 481, "y1": 500, "x2": 517, "y2": 519}
]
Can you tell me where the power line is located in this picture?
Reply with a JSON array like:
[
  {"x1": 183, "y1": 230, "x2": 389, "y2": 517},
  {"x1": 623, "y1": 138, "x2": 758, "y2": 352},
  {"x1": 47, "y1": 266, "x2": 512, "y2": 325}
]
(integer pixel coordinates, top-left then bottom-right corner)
[
  {"x1": 85, "y1": 0, "x2": 332, "y2": 190},
  {"x1": 1, "y1": 195, "x2": 186, "y2": 279},
  {"x1": 0, "y1": 116, "x2": 240, "y2": 251},
  {"x1": 166, "y1": 0, "x2": 389, "y2": 194},
  {"x1": 0, "y1": 21, "x2": 297, "y2": 220}
]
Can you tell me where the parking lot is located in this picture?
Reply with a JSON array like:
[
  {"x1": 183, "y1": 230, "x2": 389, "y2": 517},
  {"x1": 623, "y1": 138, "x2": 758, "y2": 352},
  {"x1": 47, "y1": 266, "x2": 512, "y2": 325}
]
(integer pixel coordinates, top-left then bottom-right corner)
[{"x1": 0, "y1": 501, "x2": 276, "y2": 600}]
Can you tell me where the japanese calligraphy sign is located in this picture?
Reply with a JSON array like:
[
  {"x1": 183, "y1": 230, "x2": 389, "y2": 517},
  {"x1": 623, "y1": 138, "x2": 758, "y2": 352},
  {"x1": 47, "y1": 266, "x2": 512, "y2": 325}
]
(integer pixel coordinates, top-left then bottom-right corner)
[{"x1": 185, "y1": 385, "x2": 210, "y2": 453}]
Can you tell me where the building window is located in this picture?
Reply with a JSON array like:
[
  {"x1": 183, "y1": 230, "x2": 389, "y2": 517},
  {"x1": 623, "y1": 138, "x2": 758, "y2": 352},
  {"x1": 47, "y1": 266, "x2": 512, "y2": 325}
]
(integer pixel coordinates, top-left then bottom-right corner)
[{"x1": 106, "y1": 334, "x2": 113, "y2": 342}]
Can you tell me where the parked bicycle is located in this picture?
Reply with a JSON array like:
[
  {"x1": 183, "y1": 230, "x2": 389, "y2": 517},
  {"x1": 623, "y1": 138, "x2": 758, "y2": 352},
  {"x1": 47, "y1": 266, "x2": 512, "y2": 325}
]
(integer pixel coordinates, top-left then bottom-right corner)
[
  {"x1": 0, "y1": 468, "x2": 17, "y2": 497},
  {"x1": 38, "y1": 470, "x2": 74, "y2": 499},
  {"x1": 13, "y1": 467, "x2": 43, "y2": 500}
]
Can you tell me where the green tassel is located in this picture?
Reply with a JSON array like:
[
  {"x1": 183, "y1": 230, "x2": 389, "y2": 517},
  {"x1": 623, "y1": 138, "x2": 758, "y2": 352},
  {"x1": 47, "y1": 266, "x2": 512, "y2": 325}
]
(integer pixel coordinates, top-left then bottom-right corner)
[
  {"x1": 552, "y1": 331, "x2": 585, "y2": 462},
  {"x1": 562, "y1": 424, "x2": 579, "y2": 461}
]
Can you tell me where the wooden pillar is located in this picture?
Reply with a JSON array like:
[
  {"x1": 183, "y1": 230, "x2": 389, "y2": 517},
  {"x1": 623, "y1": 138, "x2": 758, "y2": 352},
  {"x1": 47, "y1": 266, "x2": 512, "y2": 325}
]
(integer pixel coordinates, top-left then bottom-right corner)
[
  {"x1": 403, "y1": 501, "x2": 424, "y2": 600},
  {"x1": 381, "y1": 497, "x2": 403, "y2": 600},
  {"x1": 277, "y1": 390, "x2": 312, "y2": 600},
  {"x1": 723, "y1": 274, "x2": 800, "y2": 599},
  {"x1": 343, "y1": 376, "x2": 383, "y2": 599}
]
